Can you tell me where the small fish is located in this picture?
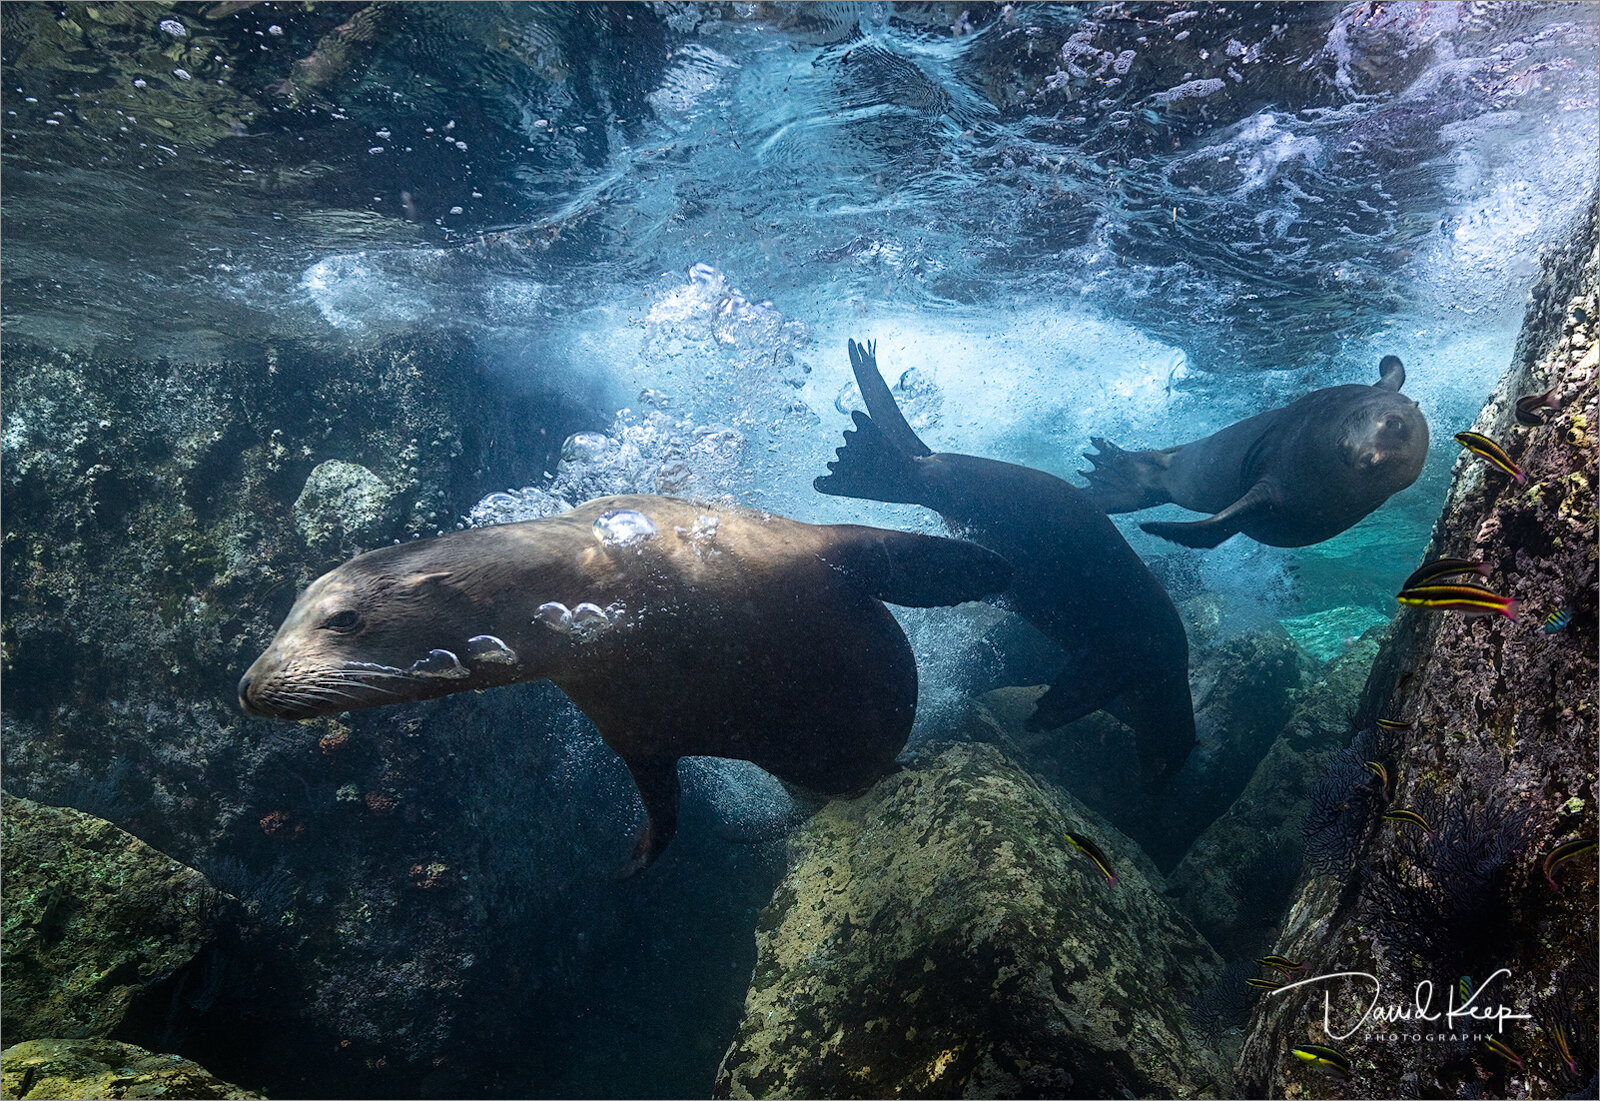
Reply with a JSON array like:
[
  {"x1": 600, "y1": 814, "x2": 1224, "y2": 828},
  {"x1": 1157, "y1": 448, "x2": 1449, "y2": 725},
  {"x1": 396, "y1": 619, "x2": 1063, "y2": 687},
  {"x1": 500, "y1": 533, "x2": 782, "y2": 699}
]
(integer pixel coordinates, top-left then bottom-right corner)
[
  {"x1": 1552, "y1": 1020, "x2": 1577, "y2": 1075},
  {"x1": 1542, "y1": 837, "x2": 1596, "y2": 890},
  {"x1": 1458, "y1": 975, "x2": 1472, "y2": 1002},
  {"x1": 1255, "y1": 955, "x2": 1305, "y2": 975},
  {"x1": 1542, "y1": 608, "x2": 1572, "y2": 634},
  {"x1": 1455, "y1": 431, "x2": 1527, "y2": 484},
  {"x1": 1384, "y1": 809, "x2": 1434, "y2": 838},
  {"x1": 1364, "y1": 761, "x2": 1391, "y2": 800},
  {"x1": 1376, "y1": 717, "x2": 1413, "y2": 731},
  {"x1": 1483, "y1": 1036, "x2": 1524, "y2": 1071},
  {"x1": 1402, "y1": 558, "x2": 1490, "y2": 590},
  {"x1": 1291, "y1": 1044, "x2": 1351, "y2": 1078},
  {"x1": 1396, "y1": 584, "x2": 1518, "y2": 620},
  {"x1": 1514, "y1": 386, "x2": 1560, "y2": 427},
  {"x1": 1245, "y1": 977, "x2": 1284, "y2": 990},
  {"x1": 1065, "y1": 832, "x2": 1117, "y2": 887}
]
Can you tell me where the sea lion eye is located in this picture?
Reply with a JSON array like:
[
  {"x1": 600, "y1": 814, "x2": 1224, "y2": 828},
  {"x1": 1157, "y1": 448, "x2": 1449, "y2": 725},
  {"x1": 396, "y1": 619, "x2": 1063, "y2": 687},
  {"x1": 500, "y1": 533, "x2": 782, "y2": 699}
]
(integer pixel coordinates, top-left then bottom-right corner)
[{"x1": 322, "y1": 610, "x2": 363, "y2": 634}]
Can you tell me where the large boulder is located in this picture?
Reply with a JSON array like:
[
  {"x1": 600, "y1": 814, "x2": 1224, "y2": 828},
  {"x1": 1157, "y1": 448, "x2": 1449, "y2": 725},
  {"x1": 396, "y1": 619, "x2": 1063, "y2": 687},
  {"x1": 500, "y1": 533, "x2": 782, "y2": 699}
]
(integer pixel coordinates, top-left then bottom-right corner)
[
  {"x1": 714, "y1": 741, "x2": 1228, "y2": 1099},
  {"x1": 1164, "y1": 636, "x2": 1380, "y2": 958},
  {"x1": 1236, "y1": 194, "x2": 1599, "y2": 1097},
  {"x1": 0, "y1": 1039, "x2": 261, "y2": 1100},
  {"x1": 1, "y1": 794, "x2": 218, "y2": 1044}
]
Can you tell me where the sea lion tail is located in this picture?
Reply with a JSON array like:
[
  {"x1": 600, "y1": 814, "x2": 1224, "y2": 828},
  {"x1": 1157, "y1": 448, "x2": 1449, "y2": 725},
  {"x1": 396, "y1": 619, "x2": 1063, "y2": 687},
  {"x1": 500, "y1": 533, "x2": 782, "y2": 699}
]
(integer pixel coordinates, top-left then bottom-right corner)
[
  {"x1": 814, "y1": 410, "x2": 928, "y2": 506},
  {"x1": 1079, "y1": 437, "x2": 1174, "y2": 513}
]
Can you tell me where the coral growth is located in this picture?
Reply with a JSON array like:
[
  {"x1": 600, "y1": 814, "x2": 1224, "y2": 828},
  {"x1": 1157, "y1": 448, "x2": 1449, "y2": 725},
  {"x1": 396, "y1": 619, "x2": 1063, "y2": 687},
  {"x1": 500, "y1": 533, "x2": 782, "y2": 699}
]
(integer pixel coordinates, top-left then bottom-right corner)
[
  {"x1": 1301, "y1": 724, "x2": 1400, "y2": 878},
  {"x1": 1363, "y1": 792, "x2": 1532, "y2": 983}
]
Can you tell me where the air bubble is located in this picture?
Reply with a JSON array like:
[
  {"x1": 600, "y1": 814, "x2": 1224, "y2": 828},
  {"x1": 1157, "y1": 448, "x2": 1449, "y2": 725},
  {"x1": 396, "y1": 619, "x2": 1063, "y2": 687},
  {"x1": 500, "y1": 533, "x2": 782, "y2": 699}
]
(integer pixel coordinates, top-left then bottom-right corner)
[
  {"x1": 409, "y1": 649, "x2": 469, "y2": 678},
  {"x1": 536, "y1": 602, "x2": 573, "y2": 632},
  {"x1": 593, "y1": 509, "x2": 658, "y2": 547},
  {"x1": 160, "y1": 19, "x2": 186, "y2": 36},
  {"x1": 466, "y1": 635, "x2": 517, "y2": 665}
]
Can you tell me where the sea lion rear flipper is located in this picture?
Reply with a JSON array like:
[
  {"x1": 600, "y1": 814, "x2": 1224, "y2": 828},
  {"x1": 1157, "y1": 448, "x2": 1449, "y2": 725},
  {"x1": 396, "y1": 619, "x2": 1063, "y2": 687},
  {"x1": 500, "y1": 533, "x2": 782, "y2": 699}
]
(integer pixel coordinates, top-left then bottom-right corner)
[
  {"x1": 1026, "y1": 661, "x2": 1121, "y2": 732},
  {"x1": 815, "y1": 338, "x2": 936, "y2": 505},
  {"x1": 1376, "y1": 355, "x2": 1405, "y2": 391},
  {"x1": 1080, "y1": 438, "x2": 1176, "y2": 513},
  {"x1": 1107, "y1": 673, "x2": 1197, "y2": 791},
  {"x1": 821, "y1": 526, "x2": 1012, "y2": 607},
  {"x1": 617, "y1": 755, "x2": 681, "y2": 880},
  {"x1": 1140, "y1": 481, "x2": 1277, "y2": 549},
  {"x1": 847, "y1": 338, "x2": 933, "y2": 457},
  {"x1": 815, "y1": 412, "x2": 927, "y2": 504}
]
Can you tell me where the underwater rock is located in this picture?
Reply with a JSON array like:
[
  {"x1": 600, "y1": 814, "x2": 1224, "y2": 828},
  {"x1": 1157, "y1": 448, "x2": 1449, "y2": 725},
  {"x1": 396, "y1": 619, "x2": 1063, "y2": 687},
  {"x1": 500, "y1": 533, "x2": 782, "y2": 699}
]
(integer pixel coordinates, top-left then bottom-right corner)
[
  {"x1": 0, "y1": 794, "x2": 218, "y2": 1044},
  {"x1": 1164, "y1": 637, "x2": 1379, "y2": 958},
  {"x1": 1236, "y1": 194, "x2": 1599, "y2": 1096},
  {"x1": 0, "y1": 332, "x2": 571, "y2": 1093},
  {"x1": 714, "y1": 741, "x2": 1228, "y2": 1099},
  {"x1": 292, "y1": 459, "x2": 398, "y2": 553},
  {"x1": 0, "y1": 1038, "x2": 262, "y2": 1100},
  {"x1": 963, "y1": 632, "x2": 1305, "y2": 871}
]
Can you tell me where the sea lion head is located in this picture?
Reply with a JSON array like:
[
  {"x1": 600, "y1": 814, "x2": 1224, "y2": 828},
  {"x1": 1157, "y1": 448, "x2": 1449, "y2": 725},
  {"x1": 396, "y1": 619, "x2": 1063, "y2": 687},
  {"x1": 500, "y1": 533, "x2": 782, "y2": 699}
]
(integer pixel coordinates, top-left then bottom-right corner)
[
  {"x1": 1340, "y1": 379, "x2": 1429, "y2": 494},
  {"x1": 239, "y1": 537, "x2": 544, "y2": 721}
]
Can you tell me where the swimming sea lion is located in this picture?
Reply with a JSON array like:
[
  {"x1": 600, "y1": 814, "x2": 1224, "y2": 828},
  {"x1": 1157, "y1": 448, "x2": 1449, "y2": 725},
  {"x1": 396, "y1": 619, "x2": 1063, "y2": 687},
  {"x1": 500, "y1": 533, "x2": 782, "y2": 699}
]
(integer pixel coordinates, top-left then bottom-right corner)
[
  {"x1": 239, "y1": 494, "x2": 1010, "y2": 876},
  {"x1": 815, "y1": 340, "x2": 1195, "y2": 787},
  {"x1": 1082, "y1": 356, "x2": 1427, "y2": 548}
]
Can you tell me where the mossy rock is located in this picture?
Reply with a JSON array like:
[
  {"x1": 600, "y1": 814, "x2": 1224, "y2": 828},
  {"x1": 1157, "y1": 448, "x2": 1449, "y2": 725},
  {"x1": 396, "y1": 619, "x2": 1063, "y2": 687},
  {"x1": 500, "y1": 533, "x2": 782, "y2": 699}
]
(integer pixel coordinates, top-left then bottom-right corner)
[
  {"x1": 292, "y1": 459, "x2": 399, "y2": 553},
  {"x1": 714, "y1": 741, "x2": 1228, "y2": 1099},
  {"x1": 0, "y1": 794, "x2": 216, "y2": 1043},
  {"x1": 0, "y1": 1038, "x2": 261, "y2": 1100}
]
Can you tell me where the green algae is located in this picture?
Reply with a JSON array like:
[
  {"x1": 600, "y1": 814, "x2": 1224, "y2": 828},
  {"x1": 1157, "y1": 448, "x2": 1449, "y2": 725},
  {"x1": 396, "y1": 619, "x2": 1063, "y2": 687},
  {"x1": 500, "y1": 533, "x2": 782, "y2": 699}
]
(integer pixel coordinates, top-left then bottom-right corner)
[{"x1": 0, "y1": 1038, "x2": 262, "y2": 1100}]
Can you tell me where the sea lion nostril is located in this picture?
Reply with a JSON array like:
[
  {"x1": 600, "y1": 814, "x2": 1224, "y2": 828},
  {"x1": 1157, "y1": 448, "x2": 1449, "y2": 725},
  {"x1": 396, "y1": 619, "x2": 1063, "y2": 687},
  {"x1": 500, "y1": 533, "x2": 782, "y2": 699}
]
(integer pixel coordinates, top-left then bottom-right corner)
[{"x1": 238, "y1": 673, "x2": 253, "y2": 698}]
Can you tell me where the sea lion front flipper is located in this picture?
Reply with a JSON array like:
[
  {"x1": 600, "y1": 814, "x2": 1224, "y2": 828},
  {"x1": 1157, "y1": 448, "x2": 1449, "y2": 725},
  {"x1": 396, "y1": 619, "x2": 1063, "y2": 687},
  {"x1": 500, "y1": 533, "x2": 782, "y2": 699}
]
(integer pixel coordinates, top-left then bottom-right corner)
[
  {"x1": 1375, "y1": 355, "x2": 1405, "y2": 391},
  {"x1": 820, "y1": 526, "x2": 1012, "y2": 608},
  {"x1": 1139, "y1": 481, "x2": 1277, "y2": 549},
  {"x1": 617, "y1": 755, "x2": 681, "y2": 880}
]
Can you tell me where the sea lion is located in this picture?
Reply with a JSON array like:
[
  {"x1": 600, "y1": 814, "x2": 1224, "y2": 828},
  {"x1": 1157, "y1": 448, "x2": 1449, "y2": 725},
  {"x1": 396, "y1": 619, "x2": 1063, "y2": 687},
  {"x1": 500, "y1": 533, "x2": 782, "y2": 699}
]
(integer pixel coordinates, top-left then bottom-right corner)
[
  {"x1": 1082, "y1": 356, "x2": 1428, "y2": 548},
  {"x1": 815, "y1": 340, "x2": 1195, "y2": 787},
  {"x1": 239, "y1": 494, "x2": 1010, "y2": 875}
]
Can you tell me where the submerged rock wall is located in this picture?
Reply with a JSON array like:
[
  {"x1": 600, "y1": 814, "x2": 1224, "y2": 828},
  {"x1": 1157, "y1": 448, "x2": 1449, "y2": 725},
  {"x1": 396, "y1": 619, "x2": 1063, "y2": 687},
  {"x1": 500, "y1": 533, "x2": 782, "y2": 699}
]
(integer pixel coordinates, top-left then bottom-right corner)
[{"x1": 1235, "y1": 194, "x2": 1599, "y2": 1097}]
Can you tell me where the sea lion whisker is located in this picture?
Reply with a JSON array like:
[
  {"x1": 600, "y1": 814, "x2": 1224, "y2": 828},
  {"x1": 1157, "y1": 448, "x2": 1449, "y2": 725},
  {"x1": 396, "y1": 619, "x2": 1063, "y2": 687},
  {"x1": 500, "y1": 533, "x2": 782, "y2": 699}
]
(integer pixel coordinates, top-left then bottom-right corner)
[
  {"x1": 327, "y1": 667, "x2": 419, "y2": 682},
  {"x1": 299, "y1": 685, "x2": 364, "y2": 704}
]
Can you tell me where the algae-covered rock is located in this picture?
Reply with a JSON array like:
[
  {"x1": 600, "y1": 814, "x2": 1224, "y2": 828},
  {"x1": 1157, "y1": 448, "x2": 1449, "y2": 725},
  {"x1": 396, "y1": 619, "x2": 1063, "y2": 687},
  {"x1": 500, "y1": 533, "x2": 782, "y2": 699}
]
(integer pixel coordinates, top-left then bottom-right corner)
[
  {"x1": 1165, "y1": 636, "x2": 1379, "y2": 958},
  {"x1": 714, "y1": 741, "x2": 1227, "y2": 1099},
  {"x1": 0, "y1": 1038, "x2": 261, "y2": 1100},
  {"x1": 293, "y1": 460, "x2": 398, "y2": 553},
  {"x1": 0, "y1": 794, "x2": 218, "y2": 1044}
]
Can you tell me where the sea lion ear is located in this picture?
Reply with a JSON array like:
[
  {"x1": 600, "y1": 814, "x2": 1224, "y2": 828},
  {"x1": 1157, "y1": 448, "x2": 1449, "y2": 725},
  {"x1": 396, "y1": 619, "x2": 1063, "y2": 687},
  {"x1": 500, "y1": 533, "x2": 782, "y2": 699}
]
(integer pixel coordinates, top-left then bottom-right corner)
[
  {"x1": 1376, "y1": 355, "x2": 1405, "y2": 391},
  {"x1": 400, "y1": 570, "x2": 454, "y2": 591}
]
